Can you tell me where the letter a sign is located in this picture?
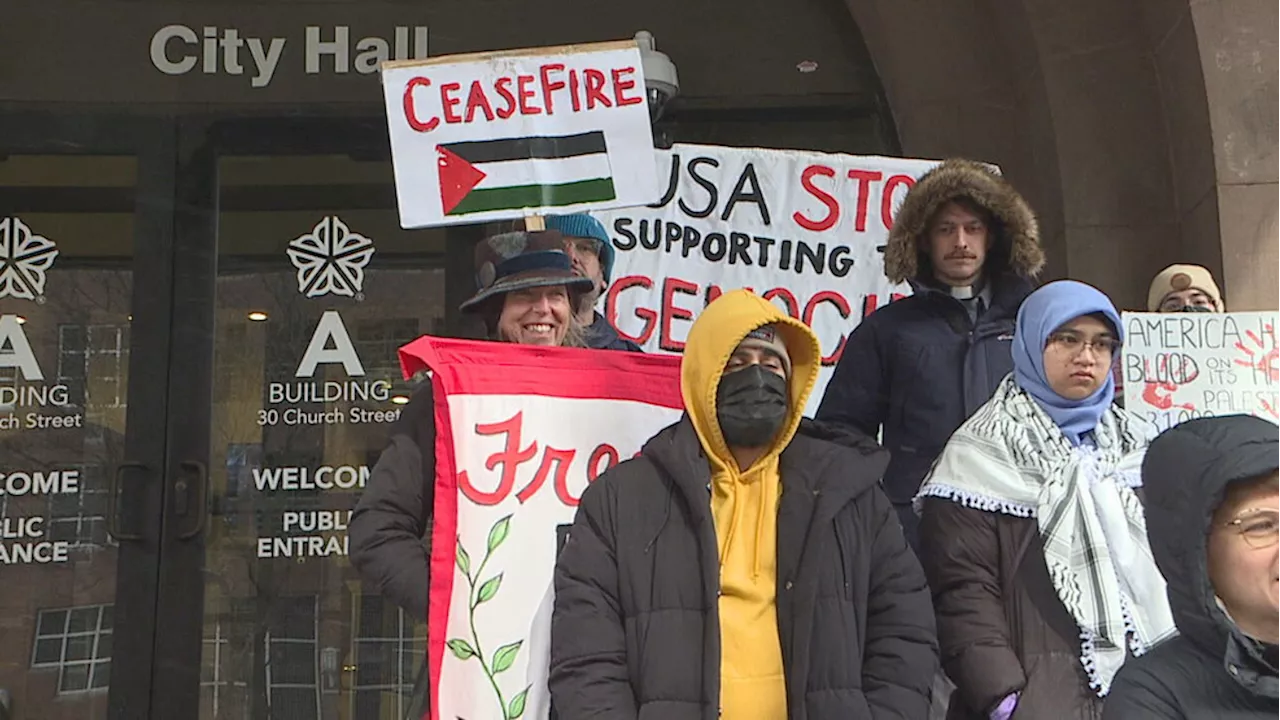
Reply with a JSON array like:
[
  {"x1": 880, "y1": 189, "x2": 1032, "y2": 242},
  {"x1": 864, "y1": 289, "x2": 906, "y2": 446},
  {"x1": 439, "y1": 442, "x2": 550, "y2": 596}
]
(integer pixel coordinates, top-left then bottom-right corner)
[
  {"x1": 0, "y1": 314, "x2": 44, "y2": 381},
  {"x1": 296, "y1": 310, "x2": 366, "y2": 378}
]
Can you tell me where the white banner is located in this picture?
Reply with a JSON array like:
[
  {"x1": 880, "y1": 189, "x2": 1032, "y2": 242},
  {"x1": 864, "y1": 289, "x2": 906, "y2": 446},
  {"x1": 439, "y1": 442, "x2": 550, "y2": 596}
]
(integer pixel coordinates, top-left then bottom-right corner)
[
  {"x1": 398, "y1": 337, "x2": 683, "y2": 720},
  {"x1": 1121, "y1": 311, "x2": 1280, "y2": 432},
  {"x1": 382, "y1": 40, "x2": 661, "y2": 228},
  {"x1": 594, "y1": 144, "x2": 943, "y2": 415}
]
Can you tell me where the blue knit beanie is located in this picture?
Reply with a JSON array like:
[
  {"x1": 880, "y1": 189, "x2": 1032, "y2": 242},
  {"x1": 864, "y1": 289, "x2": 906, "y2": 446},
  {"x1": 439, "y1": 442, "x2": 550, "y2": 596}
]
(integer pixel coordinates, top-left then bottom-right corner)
[{"x1": 545, "y1": 213, "x2": 614, "y2": 286}]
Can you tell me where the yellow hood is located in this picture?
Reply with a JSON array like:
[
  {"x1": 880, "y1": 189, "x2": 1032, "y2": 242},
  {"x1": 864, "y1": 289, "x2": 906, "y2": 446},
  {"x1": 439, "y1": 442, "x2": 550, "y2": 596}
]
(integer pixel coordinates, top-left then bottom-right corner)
[{"x1": 681, "y1": 289, "x2": 821, "y2": 475}]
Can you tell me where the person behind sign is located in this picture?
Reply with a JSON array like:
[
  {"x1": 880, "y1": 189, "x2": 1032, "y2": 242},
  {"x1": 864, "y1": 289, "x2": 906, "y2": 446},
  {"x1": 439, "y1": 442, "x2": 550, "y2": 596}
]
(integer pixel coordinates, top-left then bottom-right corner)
[
  {"x1": 815, "y1": 158, "x2": 1045, "y2": 549},
  {"x1": 544, "y1": 212, "x2": 643, "y2": 351},
  {"x1": 1148, "y1": 263, "x2": 1226, "y2": 313},
  {"x1": 914, "y1": 280, "x2": 1174, "y2": 720},
  {"x1": 348, "y1": 230, "x2": 594, "y2": 714},
  {"x1": 1113, "y1": 263, "x2": 1227, "y2": 408},
  {"x1": 550, "y1": 289, "x2": 938, "y2": 720},
  {"x1": 1104, "y1": 415, "x2": 1279, "y2": 720}
]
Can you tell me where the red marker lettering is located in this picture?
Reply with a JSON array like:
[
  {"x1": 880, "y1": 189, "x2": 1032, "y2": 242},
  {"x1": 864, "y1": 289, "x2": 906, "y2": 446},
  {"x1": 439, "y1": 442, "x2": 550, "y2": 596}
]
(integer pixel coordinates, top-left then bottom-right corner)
[
  {"x1": 880, "y1": 174, "x2": 915, "y2": 230},
  {"x1": 794, "y1": 165, "x2": 839, "y2": 232},
  {"x1": 568, "y1": 69, "x2": 582, "y2": 112},
  {"x1": 464, "y1": 80, "x2": 495, "y2": 123},
  {"x1": 612, "y1": 67, "x2": 643, "y2": 106},
  {"x1": 402, "y1": 76, "x2": 439, "y2": 133},
  {"x1": 605, "y1": 275, "x2": 655, "y2": 345},
  {"x1": 458, "y1": 413, "x2": 537, "y2": 506},
  {"x1": 847, "y1": 169, "x2": 883, "y2": 233},
  {"x1": 440, "y1": 82, "x2": 463, "y2": 124},
  {"x1": 495, "y1": 77, "x2": 517, "y2": 119},
  {"x1": 540, "y1": 63, "x2": 566, "y2": 115},
  {"x1": 659, "y1": 277, "x2": 698, "y2": 352},
  {"x1": 584, "y1": 69, "x2": 612, "y2": 109},
  {"x1": 516, "y1": 74, "x2": 541, "y2": 115}
]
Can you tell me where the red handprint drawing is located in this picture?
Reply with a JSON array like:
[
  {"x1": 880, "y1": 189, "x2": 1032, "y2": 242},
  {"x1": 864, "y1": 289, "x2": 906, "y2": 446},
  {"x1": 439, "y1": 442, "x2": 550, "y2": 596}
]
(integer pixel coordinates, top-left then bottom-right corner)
[
  {"x1": 1146, "y1": 351, "x2": 1192, "y2": 409},
  {"x1": 1143, "y1": 381, "x2": 1195, "y2": 412},
  {"x1": 1228, "y1": 324, "x2": 1280, "y2": 417},
  {"x1": 1228, "y1": 324, "x2": 1280, "y2": 381}
]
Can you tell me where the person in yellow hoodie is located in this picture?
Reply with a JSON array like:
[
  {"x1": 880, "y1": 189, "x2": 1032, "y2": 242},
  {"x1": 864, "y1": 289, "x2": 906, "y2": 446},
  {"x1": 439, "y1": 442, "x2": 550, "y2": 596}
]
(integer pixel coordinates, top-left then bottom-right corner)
[{"x1": 549, "y1": 289, "x2": 939, "y2": 720}]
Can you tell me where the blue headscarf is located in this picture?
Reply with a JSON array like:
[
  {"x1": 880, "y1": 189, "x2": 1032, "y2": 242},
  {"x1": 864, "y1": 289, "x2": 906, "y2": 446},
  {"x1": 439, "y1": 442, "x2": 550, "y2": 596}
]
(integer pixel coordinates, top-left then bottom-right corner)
[{"x1": 1012, "y1": 280, "x2": 1123, "y2": 446}]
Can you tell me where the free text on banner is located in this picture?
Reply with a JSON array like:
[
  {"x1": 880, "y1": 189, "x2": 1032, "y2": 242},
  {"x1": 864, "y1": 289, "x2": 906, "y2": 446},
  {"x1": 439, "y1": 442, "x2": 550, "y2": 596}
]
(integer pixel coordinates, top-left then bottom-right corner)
[
  {"x1": 1121, "y1": 311, "x2": 1279, "y2": 431},
  {"x1": 398, "y1": 337, "x2": 683, "y2": 720},
  {"x1": 592, "y1": 145, "x2": 945, "y2": 416},
  {"x1": 382, "y1": 40, "x2": 661, "y2": 228}
]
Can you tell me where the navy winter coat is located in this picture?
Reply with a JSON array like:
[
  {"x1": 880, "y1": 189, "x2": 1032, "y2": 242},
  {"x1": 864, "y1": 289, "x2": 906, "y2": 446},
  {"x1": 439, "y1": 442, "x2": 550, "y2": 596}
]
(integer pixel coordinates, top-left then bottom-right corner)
[
  {"x1": 586, "y1": 311, "x2": 643, "y2": 352},
  {"x1": 815, "y1": 275, "x2": 1032, "y2": 542}
]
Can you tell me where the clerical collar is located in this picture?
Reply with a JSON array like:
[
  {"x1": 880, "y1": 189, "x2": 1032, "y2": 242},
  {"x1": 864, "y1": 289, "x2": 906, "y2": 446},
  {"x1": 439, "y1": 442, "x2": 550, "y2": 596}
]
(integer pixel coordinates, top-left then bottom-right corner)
[{"x1": 950, "y1": 285, "x2": 976, "y2": 300}]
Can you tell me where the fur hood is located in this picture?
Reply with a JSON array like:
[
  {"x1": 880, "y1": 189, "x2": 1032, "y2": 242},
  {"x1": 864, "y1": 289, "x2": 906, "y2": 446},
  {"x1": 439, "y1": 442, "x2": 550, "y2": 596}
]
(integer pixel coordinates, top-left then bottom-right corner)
[{"x1": 884, "y1": 158, "x2": 1045, "y2": 284}]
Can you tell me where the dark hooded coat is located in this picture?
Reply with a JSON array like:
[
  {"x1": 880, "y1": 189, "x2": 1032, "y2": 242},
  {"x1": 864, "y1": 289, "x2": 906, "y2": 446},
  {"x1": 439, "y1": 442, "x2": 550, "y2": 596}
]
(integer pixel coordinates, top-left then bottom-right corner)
[
  {"x1": 1104, "y1": 416, "x2": 1280, "y2": 719},
  {"x1": 587, "y1": 311, "x2": 644, "y2": 352},
  {"x1": 550, "y1": 291, "x2": 938, "y2": 720},
  {"x1": 815, "y1": 159, "x2": 1045, "y2": 545},
  {"x1": 550, "y1": 419, "x2": 939, "y2": 720}
]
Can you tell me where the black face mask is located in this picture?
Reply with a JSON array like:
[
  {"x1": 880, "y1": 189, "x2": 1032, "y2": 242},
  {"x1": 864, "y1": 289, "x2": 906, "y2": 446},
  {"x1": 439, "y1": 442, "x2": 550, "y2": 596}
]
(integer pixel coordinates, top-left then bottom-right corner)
[
  {"x1": 1177, "y1": 304, "x2": 1214, "y2": 313},
  {"x1": 716, "y1": 365, "x2": 789, "y2": 448}
]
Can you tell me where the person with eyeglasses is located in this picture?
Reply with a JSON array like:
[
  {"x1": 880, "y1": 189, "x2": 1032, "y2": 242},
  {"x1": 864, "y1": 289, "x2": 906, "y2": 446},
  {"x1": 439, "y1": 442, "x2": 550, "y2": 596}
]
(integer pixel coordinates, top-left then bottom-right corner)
[
  {"x1": 1104, "y1": 415, "x2": 1278, "y2": 719},
  {"x1": 914, "y1": 280, "x2": 1175, "y2": 719}
]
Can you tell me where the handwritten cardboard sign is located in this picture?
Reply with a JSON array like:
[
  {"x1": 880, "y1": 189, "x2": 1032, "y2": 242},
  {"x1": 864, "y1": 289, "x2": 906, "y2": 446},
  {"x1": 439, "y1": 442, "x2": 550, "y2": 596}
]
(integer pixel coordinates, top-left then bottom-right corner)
[
  {"x1": 1121, "y1": 311, "x2": 1279, "y2": 431},
  {"x1": 381, "y1": 40, "x2": 661, "y2": 228}
]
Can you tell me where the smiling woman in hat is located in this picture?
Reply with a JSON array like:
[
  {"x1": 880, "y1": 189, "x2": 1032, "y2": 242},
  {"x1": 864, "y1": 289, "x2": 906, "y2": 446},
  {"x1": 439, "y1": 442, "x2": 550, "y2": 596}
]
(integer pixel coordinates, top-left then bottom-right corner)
[
  {"x1": 348, "y1": 228, "x2": 595, "y2": 716},
  {"x1": 460, "y1": 229, "x2": 596, "y2": 347}
]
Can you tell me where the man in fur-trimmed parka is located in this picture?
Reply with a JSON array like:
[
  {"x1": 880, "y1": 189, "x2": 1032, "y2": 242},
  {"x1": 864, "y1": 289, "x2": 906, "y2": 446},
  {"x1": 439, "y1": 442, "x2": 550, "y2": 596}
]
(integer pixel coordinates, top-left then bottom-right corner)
[{"x1": 816, "y1": 159, "x2": 1046, "y2": 548}]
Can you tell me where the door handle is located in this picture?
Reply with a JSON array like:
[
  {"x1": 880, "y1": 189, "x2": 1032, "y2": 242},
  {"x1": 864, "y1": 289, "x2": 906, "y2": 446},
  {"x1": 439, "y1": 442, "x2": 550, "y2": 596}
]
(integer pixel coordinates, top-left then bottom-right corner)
[
  {"x1": 174, "y1": 460, "x2": 208, "y2": 541},
  {"x1": 108, "y1": 461, "x2": 149, "y2": 542}
]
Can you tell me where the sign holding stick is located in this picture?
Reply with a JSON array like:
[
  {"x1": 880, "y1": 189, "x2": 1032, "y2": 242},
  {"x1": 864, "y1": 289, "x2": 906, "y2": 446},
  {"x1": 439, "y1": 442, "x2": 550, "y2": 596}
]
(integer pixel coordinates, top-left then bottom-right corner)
[{"x1": 381, "y1": 40, "x2": 661, "y2": 229}]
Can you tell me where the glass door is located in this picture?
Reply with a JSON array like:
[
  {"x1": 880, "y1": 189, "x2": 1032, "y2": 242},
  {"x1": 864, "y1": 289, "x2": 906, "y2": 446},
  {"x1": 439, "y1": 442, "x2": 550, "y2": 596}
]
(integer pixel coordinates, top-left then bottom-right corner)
[
  {"x1": 161, "y1": 116, "x2": 474, "y2": 720},
  {"x1": 0, "y1": 114, "x2": 174, "y2": 720}
]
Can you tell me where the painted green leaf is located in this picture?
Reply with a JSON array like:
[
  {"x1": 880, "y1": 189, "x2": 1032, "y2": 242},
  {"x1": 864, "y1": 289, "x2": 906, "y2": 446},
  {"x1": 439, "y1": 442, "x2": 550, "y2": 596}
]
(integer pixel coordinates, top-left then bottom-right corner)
[
  {"x1": 446, "y1": 638, "x2": 475, "y2": 660},
  {"x1": 487, "y1": 515, "x2": 513, "y2": 555},
  {"x1": 476, "y1": 574, "x2": 503, "y2": 605},
  {"x1": 456, "y1": 542, "x2": 471, "y2": 577},
  {"x1": 491, "y1": 640, "x2": 522, "y2": 674},
  {"x1": 507, "y1": 686, "x2": 531, "y2": 719}
]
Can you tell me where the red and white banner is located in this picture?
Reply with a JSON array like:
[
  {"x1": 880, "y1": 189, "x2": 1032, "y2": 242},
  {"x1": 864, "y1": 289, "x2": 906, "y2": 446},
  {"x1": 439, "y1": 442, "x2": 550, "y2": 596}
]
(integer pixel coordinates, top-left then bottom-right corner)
[
  {"x1": 399, "y1": 337, "x2": 683, "y2": 720},
  {"x1": 593, "y1": 144, "x2": 944, "y2": 415}
]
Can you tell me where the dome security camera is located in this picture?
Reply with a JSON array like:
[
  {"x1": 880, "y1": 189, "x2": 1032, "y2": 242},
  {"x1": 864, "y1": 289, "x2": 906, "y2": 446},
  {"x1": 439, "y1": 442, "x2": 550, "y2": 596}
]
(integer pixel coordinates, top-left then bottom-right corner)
[{"x1": 635, "y1": 31, "x2": 678, "y2": 123}]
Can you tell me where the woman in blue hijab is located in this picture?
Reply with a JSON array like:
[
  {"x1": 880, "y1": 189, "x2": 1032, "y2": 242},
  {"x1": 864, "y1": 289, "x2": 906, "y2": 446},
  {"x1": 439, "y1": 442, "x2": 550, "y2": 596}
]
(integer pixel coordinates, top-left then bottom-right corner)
[{"x1": 914, "y1": 280, "x2": 1175, "y2": 720}]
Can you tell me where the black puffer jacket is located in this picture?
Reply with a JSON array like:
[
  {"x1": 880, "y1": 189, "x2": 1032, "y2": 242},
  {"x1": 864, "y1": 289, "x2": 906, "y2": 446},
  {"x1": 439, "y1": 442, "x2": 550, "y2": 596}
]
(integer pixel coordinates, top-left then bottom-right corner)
[
  {"x1": 549, "y1": 418, "x2": 938, "y2": 720},
  {"x1": 349, "y1": 383, "x2": 435, "y2": 617},
  {"x1": 1104, "y1": 416, "x2": 1279, "y2": 719}
]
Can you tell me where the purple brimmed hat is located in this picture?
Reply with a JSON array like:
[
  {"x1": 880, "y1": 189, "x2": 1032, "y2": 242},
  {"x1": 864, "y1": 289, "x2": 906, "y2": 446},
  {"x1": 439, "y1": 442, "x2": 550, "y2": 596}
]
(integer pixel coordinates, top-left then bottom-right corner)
[{"x1": 459, "y1": 230, "x2": 595, "y2": 313}]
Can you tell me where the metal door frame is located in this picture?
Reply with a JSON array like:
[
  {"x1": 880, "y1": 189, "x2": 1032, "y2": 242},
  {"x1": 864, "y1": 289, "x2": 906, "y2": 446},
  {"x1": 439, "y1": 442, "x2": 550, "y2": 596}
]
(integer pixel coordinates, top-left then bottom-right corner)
[{"x1": 0, "y1": 109, "x2": 178, "y2": 720}]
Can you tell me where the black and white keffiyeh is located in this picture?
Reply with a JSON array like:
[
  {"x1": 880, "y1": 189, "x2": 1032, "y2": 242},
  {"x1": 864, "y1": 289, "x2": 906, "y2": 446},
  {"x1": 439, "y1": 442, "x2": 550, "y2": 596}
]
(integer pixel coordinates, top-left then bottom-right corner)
[{"x1": 915, "y1": 376, "x2": 1176, "y2": 695}]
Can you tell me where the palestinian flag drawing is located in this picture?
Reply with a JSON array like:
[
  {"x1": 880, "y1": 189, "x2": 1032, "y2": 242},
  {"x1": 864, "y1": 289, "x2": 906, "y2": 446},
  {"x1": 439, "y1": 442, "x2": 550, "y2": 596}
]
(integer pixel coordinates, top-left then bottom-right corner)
[{"x1": 436, "y1": 131, "x2": 617, "y2": 216}]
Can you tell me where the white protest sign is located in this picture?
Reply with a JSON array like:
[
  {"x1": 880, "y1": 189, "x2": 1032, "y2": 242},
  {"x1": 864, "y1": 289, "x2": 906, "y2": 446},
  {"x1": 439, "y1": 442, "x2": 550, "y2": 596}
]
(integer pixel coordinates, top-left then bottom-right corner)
[
  {"x1": 593, "y1": 145, "x2": 944, "y2": 416},
  {"x1": 1121, "y1": 311, "x2": 1279, "y2": 431},
  {"x1": 381, "y1": 40, "x2": 661, "y2": 229}
]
